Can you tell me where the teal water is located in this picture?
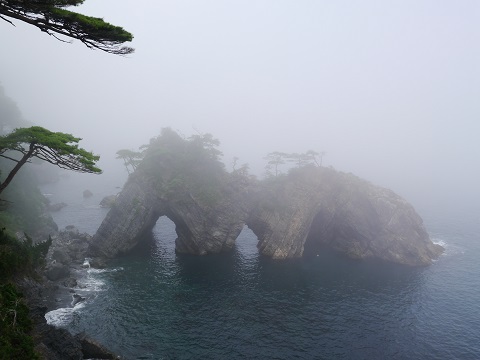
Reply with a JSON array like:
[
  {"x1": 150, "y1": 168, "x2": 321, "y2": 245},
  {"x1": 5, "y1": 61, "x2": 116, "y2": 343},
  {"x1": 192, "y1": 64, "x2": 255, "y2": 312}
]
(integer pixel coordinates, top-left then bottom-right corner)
[{"x1": 42, "y1": 179, "x2": 480, "y2": 359}]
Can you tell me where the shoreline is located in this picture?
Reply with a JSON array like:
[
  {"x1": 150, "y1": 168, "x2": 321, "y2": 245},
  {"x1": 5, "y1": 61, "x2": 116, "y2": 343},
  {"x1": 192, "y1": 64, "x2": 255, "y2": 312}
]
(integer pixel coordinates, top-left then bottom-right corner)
[{"x1": 20, "y1": 226, "x2": 121, "y2": 359}]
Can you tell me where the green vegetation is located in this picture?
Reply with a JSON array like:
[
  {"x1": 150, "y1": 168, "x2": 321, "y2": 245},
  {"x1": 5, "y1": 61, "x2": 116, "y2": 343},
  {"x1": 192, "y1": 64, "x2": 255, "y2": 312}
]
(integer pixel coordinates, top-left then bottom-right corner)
[
  {"x1": 0, "y1": 168, "x2": 55, "y2": 235},
  {"x1": 0, "y1": 229, "x2": 51, "y2": 360},
  {"x1": 0, "y1": 228, "x2": 51, "y2": 281},
  {"x1": 264, "y1": 150, "x2": 325, "y2": 177},
  {"x1": 139, "y1": 128, "x2": 227, "y2": 207},
  {"x1": 0, "y1": 283, "x2": 39, "y2": 360},
  {"x1": 116, "y1": 149, "x2": 143, "y2": 174},
  {"x1": 0, "y1": 126, "x2": 101, "y2": 195},
  {"x1": 0, "y1": 0, "x2": 133, "y2": 55}
]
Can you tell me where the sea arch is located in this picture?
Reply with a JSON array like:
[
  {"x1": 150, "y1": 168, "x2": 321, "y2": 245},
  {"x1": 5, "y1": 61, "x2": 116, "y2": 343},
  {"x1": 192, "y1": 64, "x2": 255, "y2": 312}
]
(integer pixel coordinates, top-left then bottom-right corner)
[{"x1": 89, "y1": 173, "x2": 250, "y2": 258}]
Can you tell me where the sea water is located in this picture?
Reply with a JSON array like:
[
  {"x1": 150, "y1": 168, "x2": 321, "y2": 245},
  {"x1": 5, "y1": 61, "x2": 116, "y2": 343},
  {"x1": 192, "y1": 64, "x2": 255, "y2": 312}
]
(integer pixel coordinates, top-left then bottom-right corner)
[{"x1": 42, "y1": 179, "x2": 480, "y2": 359}]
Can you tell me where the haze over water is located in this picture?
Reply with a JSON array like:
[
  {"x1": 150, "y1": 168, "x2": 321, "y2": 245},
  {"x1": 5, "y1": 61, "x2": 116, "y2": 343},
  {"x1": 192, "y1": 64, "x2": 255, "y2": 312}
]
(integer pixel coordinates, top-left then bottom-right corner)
[
  {"x1": 2, "y1": 0, "x2": 478, "y2": 358},
  {"x1": 43, "y1": 179, "x2": 480, "y2": 360}
]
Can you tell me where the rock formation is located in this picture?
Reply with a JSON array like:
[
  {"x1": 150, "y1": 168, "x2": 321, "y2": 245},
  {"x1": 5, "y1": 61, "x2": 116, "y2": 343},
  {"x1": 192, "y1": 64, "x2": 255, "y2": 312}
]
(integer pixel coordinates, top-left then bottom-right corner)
[
  {"x1": 247, "y1": 166, "x2": 443, "y2": 265},
  {"x1": 89, "y1": 130, "x2": 442, "y2": 266},
  {"x1": 90, "y1": 170, "x2": 250, "y2": 258}
]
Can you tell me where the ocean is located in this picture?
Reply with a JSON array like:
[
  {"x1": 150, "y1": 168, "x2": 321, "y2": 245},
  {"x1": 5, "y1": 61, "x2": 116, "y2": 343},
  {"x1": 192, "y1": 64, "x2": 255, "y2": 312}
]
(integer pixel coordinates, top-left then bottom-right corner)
[{"x1": 41, "y1": 177, "x2": 480, "y2": 359}]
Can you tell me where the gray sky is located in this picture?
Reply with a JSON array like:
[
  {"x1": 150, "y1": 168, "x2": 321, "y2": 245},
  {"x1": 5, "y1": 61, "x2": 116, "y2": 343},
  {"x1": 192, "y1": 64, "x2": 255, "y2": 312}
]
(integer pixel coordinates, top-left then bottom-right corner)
[{"x1": 1, "y1": 0, "x2": 479, "y2": 210}]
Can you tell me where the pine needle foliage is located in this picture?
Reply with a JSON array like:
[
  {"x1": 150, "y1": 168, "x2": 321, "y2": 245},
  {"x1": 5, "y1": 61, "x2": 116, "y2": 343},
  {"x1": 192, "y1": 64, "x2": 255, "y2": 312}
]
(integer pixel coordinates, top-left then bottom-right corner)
[
  {"x1": 0, "y1": 126, "x2": 101, "y2": 195},
  {"x1": 0, "y1": 0, "x2": 133, "y2": 55}
]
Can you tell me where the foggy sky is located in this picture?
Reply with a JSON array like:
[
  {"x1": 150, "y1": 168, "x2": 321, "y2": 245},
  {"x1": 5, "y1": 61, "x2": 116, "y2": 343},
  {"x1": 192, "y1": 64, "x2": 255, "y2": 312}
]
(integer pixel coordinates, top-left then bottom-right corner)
[{"x1": 1, "y1": 0, "x2": 479, "y2": 211}]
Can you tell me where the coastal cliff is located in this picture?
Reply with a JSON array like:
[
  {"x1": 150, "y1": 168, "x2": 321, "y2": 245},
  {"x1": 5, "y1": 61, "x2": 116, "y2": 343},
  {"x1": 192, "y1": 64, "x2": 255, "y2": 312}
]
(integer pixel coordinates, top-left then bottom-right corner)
[{"x1": 89, "y1": 129, "x2": 442, "y2": 266}]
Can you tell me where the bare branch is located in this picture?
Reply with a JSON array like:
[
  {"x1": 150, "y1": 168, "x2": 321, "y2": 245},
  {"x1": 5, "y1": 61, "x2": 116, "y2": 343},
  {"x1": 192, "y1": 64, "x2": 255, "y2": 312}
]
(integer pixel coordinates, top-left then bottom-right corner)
[{"x1": 0, "y1": 14, "x2": 15, "y2": 26}]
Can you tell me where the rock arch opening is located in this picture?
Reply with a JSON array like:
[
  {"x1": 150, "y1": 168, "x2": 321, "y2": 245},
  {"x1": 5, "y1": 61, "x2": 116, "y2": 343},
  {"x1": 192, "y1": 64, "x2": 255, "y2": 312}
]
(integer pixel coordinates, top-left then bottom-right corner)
[
  {"x1": 234, "y1": 225, "x2": 260, "y2": 258},
  {"x1": 151, "y1": 216, "x2": 178, "y2": 253}
]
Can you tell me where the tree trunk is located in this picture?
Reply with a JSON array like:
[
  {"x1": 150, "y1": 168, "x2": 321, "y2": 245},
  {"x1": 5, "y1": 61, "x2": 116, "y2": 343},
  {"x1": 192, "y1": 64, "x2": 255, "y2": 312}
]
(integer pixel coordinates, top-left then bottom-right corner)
[{"x1": 0, "y1": 142, "x2": 35, "y2": 195}]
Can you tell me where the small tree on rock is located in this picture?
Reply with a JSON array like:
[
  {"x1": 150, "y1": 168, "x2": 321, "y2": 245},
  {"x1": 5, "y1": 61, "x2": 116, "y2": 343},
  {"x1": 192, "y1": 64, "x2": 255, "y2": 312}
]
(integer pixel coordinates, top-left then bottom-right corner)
[
  {"x1": 116, "y1": 149, "x2": 143, "y2": 174},
  {"x1": 265, "y1": 151, "x2": 288, "y2": 177},
  {"x1": 0, "y1": 126, "x2": 101, "y2": 195}
]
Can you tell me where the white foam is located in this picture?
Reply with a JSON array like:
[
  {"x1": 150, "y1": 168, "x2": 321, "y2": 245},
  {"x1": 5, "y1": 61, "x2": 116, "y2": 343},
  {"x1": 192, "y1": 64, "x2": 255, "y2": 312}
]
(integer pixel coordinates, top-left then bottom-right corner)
[
  {"x1": 431, "y1": 237, "x2": 465, "y2": 256},
  {"x1": 87, "y1": 267, "x2": 124, "y2": 274},
  {"x1": 46, "y1": 261, "x2": 123, "y2": 326},
  {"x1": 45, "y1": 302, "x2": 85, "y2": 327},
  {"x1": 76, "y1": 276, "x2": 105, "y2": 292},
  {"x1": 432, "y1": 238, "x2": 447, "y2": 248}
]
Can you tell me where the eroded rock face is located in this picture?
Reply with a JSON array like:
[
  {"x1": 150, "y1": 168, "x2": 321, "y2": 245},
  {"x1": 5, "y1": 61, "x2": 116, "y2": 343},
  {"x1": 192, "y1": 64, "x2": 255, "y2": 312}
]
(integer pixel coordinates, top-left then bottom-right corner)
[
  {"x1": 247, "y1": 167, "x2": 443, "y2": 265},
  {"x1": 89, "y1": 136, "x2": 442, "y2": 268},
  {"x1": 90, "y1": 172, "x2": 250, "y2": 258},
  {"x1": 90, "y1": 166, "x2": 442, "y2": 266}
]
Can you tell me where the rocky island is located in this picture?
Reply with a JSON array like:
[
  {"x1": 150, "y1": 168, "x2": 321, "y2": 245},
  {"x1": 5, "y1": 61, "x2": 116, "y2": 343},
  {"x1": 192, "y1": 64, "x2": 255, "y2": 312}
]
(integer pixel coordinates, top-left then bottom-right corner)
[{"x1": 90, "y1": 129, "x2": 443, "y2": 266}]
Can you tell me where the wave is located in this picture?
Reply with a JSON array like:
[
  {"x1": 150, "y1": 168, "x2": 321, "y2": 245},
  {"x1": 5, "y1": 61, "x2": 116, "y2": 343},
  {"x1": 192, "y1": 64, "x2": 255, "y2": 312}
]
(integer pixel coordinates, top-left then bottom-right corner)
[
  {"x1": 75, "y1": 276, "x2": 105, "y2": 292},
  {"x1": 45, "y1": 302, "x2": 85, "y2": 327},
  {"x1": 431, "y1": 237, "x2": 465, "y2": 257},
  {"x1": 87, "y1": 267, "x2": 124, "y2": 274}
]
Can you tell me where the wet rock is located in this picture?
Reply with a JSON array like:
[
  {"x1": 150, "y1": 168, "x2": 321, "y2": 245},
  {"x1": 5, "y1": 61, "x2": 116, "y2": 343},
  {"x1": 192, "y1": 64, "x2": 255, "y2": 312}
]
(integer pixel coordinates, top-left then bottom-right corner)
[
  {"x1": 75, "y1": 332, "x2": 119, "y2": 359},
  {"x1": 17, "y1": 277, "x2": 119, "y2": 360},
  {"x1": 62, "y1": 277, "x2": 78, "y2": 288},
  {"x1": 46, "y1": 227, "x2": 92, "y2": 266},
  {"x1": 71, "y1": 293, "x2": 85, "y2": 306},
  {"x1": 89, "y1": 257, "x2": 107, "y2": 269},
  {"x1": 45, "y1": 263, "x2": 70, "y2": 281}
]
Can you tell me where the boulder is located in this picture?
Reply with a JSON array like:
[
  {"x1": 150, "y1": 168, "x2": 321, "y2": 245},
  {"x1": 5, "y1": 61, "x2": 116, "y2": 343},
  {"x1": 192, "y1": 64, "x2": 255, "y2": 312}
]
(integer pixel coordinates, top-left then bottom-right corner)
[
  {"x1": 74, "y1": 332, "x2": 118, "y2": 359},
  {"x1": 99, "y1": 194, "x2": 117, "y2": 208},
  {"x1": 46, "y1": 227, "x2": 92, "y2": 266},
  {"x1": 45, "y1": 263, "x2": 70, "y2": 281},
  {"x1": 48, "y1": 202, "x2": 67, "y2": 212},
  {"x1": 62, "y1": 277, "x2": 78, "y2": 288},
  {"x1": 52, "y1": 249, "x2": 70, "y2": 265},
  {"x1": 71, "y1": 293, "x2": 85, "y2": 306}
]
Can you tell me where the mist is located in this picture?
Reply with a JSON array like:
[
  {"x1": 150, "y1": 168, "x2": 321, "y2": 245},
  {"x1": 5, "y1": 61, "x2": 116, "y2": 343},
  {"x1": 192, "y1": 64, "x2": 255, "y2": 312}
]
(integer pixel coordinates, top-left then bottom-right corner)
[{"x1": 1, "y1": 0, "x2": 479, "y2": 212}]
